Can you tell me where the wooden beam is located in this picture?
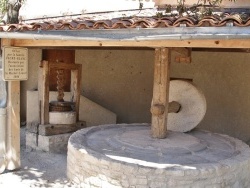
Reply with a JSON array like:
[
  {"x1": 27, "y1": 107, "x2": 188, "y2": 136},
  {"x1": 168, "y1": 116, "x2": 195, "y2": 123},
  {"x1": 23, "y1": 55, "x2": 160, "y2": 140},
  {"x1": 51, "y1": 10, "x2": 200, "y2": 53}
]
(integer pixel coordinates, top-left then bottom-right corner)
[
  {"x1": 171, "y1": 47, "x2": 192, "y2": 63},
  {"x1": 151, "y1": 48, "x2": 171, "y2": 139},
  {"x1": 168, "y1": 101, "x2": 181, "y2": 113},
  {"x1": 1, "y1": 39, "x2": 21, "y2": 170},
  {"x1": 38, "y1": 122, "x2": 86, "y2": 136},
  {"x1": 71, "y1": 64, "x2": 82, "y2": 122},
  {"x1": 11, "y1": 38, "x2": 250, "y2": 49},
  {"x1": 6, "y1": 81, "x2": 20, "y2": 170},
  {"x1": 175, "y1": 56, "x2": 191, "y2": 63},
  {"x1": 40, "y1": 61, "x2": 50, "y2": 124},
  {"x1": 171, "y1": 47, "x2": 191, "y2": 56}
]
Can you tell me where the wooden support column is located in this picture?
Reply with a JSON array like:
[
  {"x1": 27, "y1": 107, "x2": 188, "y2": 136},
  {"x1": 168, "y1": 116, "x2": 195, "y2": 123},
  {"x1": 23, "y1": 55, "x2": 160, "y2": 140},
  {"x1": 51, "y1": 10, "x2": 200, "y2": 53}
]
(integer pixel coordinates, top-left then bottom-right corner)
[
  {"x1": 6, "y1": 81, "x2": 20, "y2": 170},
  {"x1": 151, "y1": 48, "x2": 171, "y2": 139},
  {"x1": 1, "y1": 38, "x2": 21, "y2": 170},
  {"x1": 71, "y1": 64, "x2": 82, "y2": 122},
  {"x1": 40, "y1": 61, "x2": 50, "y2": 125}
]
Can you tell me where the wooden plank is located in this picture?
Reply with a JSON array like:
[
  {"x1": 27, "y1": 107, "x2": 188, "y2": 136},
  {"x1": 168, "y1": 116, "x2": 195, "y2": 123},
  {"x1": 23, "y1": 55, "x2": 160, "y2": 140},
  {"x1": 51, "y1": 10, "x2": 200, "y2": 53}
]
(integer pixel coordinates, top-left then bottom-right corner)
[
  {"x1": 6, "y1": 81, "x2": 20, "y2": 170},
  {"x1": 172, "y1": 47, "x2": 192, "y2": 63},
  {"x1": 76, "y1": 66, "x2": 82, "y2": 122},
  {"x1": 38, "y1": 121, "x2": 86, "y2": 136},
  {"x1": 171, "y1": 47, "x2": 191, "y2": 56},
  {"x1": 175, "y1": 56, "x2": 192, "y2": 63},
  {"x1": 150, "y1": 48, "x2": 171, "y2": 139},
  {"x1": 50, "y1": 62, "x2": 81, "y2": 70},
  {"x1": 168, "y1": 101, "x2": 181, "y2": 113},
  {"x1": 1, "y1": 39, "x2": 21, "y2": 170},
  {"x1": 43, "y1": 49, "x2": 75, "y2": 92},
  {"x1": 41, "y1": 61, "x2": 49, "y2": 124},
  {"x1": 11, "y1": 38, "x2": 250, "y2": 49}
]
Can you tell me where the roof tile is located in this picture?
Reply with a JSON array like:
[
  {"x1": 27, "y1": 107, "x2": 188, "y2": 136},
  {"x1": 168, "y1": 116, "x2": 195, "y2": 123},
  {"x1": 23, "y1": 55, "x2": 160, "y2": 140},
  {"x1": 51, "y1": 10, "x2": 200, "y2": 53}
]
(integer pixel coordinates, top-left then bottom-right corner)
[{"x1": 1, "y1": 11, "x2": 250, "y2": 32}]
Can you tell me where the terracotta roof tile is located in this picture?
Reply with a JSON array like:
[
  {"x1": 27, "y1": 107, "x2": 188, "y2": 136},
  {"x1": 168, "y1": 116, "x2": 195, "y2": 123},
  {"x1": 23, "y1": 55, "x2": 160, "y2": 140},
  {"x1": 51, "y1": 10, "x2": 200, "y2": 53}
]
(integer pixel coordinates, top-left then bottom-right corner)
[{"x1": 1, "y1": 11, "x2": 250, "y2": 32}]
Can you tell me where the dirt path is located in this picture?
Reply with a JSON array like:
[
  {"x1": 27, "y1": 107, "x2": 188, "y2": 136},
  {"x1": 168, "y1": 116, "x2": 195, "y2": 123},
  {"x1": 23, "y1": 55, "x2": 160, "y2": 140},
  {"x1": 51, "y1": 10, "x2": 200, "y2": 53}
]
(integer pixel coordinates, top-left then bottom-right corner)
[{"x1": 0, "y1": 127, "x2": 77, "y2": 188}]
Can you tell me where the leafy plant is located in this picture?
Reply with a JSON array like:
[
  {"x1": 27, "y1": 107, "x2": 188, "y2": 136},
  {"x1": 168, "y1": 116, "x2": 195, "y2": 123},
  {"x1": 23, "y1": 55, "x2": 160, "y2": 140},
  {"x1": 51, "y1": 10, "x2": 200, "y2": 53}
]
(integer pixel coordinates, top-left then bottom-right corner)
[
  {"x1": 164, "y1": 0, "x2": 237, "y2": 17},
  {"x1": 0, "y1": 0, "x2": 7, "y2": 15},
  {"x1": 0, "y1": 0, "x2": 25, "y2": 23}
]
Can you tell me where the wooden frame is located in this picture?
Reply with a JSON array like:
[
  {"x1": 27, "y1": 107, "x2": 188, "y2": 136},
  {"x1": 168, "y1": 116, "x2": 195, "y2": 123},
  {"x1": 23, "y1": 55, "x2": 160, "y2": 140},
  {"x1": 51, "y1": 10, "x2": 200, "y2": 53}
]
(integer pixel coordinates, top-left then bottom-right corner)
[
  {"x1": 1, "y1": 39, "x2": 20, "y2": 170},
  {"x1": 11, "y1": 38, "x2": 250, "y2": 49},
  {"x1": 40, "y1": 61, "x2": 82, "y2": 124}
]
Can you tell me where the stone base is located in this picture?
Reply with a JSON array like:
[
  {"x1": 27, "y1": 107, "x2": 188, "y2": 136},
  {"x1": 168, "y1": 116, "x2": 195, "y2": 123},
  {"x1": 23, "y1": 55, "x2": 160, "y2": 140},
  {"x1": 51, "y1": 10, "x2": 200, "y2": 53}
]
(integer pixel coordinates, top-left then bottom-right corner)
[
  {"x1": 68, "y1": 124, "x2": 250, "y2": 188},
  {"x1": 26, "y1": 131, "x2": 72, "y2": 153},
  {"x1": 26, "y1": 121, "x2": 86, "y2": 153},
  {"x1": 49, "y1": 111, "x2": 76, "y2": 125}
]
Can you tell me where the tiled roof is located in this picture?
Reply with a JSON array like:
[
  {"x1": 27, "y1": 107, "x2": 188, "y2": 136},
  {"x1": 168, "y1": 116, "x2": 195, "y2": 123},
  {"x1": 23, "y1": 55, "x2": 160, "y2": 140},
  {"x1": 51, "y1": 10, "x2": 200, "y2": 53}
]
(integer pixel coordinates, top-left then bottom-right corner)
[{"x1": 0, "y1": 10, "x2": 250, "y2": 32}]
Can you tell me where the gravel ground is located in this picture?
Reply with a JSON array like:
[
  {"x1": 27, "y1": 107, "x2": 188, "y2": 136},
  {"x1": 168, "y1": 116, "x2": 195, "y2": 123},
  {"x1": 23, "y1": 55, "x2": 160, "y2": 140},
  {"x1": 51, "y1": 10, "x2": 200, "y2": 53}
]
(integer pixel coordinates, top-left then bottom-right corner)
[{"x1": 0, "y1": 127, "x2": 77, "y2": 188}]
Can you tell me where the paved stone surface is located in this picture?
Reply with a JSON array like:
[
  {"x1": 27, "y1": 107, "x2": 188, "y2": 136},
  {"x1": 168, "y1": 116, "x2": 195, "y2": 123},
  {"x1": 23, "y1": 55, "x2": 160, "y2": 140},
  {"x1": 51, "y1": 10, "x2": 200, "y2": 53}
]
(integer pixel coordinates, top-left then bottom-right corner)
[
  {"x1": 167, "y1": 80, "x2": 207, "y2": 132},
  {"x1": 68, "y1": 123, "x2": 250, "y2": 187}
]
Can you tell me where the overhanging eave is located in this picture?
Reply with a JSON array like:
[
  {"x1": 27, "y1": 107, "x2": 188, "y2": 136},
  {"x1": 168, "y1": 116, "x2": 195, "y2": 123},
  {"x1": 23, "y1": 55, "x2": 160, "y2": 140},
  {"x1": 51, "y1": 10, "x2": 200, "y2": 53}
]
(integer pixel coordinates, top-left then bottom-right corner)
[{"x1": 2, "y1": 27, "x2": 250, "y2": 48}]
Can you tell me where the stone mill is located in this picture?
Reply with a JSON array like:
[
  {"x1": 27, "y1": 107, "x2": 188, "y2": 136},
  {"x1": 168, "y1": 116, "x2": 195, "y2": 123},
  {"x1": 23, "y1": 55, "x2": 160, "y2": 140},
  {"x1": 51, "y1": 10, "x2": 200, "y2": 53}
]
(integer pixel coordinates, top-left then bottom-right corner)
[{"x1": 67, "y1": 80, "x2": 250, "y2": 188}]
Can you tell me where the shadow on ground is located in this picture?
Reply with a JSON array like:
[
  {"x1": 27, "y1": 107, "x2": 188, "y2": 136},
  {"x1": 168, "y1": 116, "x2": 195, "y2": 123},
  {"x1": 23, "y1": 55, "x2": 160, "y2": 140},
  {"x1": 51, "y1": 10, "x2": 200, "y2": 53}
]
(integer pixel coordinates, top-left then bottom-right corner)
[{"x1": 0, "y1": 126, "x2": 77, "y2": 188}]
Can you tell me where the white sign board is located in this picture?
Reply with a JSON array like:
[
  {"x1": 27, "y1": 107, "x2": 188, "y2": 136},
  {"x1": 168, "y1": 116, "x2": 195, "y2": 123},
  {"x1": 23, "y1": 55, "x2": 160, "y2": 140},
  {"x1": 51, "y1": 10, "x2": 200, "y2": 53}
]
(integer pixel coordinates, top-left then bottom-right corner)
[{"x1": 3, "y1": 47, "x2": 28, "y2": 81}]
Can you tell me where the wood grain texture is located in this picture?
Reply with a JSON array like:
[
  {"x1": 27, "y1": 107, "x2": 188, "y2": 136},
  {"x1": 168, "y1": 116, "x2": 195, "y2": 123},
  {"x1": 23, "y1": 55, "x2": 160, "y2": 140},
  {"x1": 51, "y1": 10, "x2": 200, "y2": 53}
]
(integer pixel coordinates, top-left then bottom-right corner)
[
  {"x1": 151, "y1": 48, "x2": 171, "y2": 139},
  {"x1": 41, "y1": 61, "x2": 49, "y2": 125},
  {"x1": 38, "y1": 121, "x2": 86, "y2": 136},
  {"x1": 2, "y1": 39, "x2": 21, "y2": 170},
  {"x1": 12, "y1": 38, "x2": 250, "y2": 48}
]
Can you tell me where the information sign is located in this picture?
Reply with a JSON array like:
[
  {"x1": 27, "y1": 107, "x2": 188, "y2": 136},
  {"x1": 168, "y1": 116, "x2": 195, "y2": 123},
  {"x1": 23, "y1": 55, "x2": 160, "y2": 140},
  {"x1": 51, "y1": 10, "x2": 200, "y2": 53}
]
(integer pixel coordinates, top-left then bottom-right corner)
[{"x1": 3, "y1": 46, "x2": 28, "y2": 81}]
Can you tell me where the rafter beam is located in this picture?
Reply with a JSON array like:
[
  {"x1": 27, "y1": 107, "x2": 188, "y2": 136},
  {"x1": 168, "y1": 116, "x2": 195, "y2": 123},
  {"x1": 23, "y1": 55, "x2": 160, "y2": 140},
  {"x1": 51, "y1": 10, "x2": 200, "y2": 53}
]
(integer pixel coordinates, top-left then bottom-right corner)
[{"x1": 11, "y1": 38, "x2": 250, "y2": 49}]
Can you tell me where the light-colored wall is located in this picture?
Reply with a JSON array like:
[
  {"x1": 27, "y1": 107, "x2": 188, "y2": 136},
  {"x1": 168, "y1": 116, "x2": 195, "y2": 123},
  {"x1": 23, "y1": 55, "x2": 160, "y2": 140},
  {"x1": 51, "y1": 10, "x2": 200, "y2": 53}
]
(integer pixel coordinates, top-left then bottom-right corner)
[
  {"x1": 75, "y1": 49, "x2": 154, "y2": 123},
  {"x1": 21, "y1": 48, "x2": 250, "y2": 144},
  {"x1": 20, "y1": 49, "x2": 41, "y2": 123},
  {"x1": 172, "y1": 51, "x2": 250, "y2": 144}
]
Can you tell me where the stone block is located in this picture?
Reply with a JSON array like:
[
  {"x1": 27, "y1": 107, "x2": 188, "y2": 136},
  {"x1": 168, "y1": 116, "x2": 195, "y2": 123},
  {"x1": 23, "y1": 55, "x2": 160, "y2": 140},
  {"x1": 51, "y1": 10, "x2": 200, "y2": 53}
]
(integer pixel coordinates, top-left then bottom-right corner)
[
  {"x1": 38, "y1": 133, "x2": 72, "y2": 153},
  {"x1": 26, "y1": 122, "x2": 39, "y2": 134},
  {"x1": 49, "y1": 111, "x2": 76, "y2": 125},
  {"x1": 26, "y1": 130, "x2": 72, "y2": 153},
  {"x1": 79, "y1": 95, "x2": 116, "y2": 126},
  {"x1": 26, "y1": 132, "x2": 38, "y2": 151}
]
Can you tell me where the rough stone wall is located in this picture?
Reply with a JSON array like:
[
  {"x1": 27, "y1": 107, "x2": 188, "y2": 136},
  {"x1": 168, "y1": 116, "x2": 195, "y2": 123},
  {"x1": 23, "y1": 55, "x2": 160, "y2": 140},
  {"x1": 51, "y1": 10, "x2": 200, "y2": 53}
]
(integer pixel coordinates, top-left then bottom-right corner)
[{"x1": 67, "y1": 126, "x2": 250, "y2": 188}]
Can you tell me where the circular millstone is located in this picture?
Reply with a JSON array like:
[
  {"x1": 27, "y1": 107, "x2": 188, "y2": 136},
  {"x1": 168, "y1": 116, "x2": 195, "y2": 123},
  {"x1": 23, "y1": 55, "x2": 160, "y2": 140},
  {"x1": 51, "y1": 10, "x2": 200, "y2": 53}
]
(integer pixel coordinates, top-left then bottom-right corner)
[
  {"x1": 167, "y1": 80, "x2": 207, "y2": 132},
  {"x1": 68, "y1": 124, "x2": 250, "y2": 187}
]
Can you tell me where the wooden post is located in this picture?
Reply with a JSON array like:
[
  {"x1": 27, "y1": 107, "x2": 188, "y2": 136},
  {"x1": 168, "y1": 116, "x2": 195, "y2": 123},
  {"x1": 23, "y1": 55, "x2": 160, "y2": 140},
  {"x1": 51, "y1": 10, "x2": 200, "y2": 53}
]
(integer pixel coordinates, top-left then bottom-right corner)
[
  {"x1": 71, "y1": 64, "x2": 82, "y2": 122},
  {"x1": 168, "y1": 101, "x2": 181, "y2": 113},
  {"x1": 40, "y1": 61, "x2": 49, "y2": 125},
  {"x1": 6, "y1": 81, "x2": 20, "y2": 170},
  {"x1": 151, "y1": 48, "x2": 171, "y2": 139},
  {"x1": 1, "y1": 38, "x2": 21, "y2": 170}
]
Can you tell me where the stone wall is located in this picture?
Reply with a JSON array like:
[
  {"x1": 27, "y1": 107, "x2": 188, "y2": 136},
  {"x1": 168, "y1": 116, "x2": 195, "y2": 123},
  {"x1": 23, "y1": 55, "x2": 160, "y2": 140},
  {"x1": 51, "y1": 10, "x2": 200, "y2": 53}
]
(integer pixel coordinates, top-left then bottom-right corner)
[{"x1": 67, "y1": 124, "x2": 250, "y2": 188}]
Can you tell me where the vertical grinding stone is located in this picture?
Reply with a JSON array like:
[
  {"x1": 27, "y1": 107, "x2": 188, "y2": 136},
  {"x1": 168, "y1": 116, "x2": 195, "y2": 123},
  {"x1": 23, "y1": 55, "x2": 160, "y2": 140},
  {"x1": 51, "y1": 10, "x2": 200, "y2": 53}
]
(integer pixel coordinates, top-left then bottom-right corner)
[{"x1": 167, "y1": 80, "x2": 206, "y2": 132}]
